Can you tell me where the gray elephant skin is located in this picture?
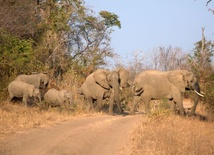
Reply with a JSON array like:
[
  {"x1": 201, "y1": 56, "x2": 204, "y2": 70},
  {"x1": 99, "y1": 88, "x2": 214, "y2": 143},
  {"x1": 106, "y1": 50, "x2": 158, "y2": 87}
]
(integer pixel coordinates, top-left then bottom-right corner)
[
  {"x1": 44, "y1": 88, "x2": 73, "y2": 110},
  {"x1": 80, "y1": 67, "x2": 130, "y2": 115},
  {"x1": 8, "y1": 80, "x2": 41, "y2": 106},
  {"x1": 15, "y1": 73, "x2": 49, "y2": 89},
  {"x1": 130, "y1": 70, "x2": 204, "y2": 116}
]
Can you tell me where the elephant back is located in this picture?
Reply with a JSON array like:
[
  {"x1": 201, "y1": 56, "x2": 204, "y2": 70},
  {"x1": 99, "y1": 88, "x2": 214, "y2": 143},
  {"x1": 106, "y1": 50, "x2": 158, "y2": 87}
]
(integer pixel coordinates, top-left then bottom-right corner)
[
  {"x1": 44, "y1": 89, "x2": 58, "y2": 105},
  {"x1": 15, "y1": 74, "x2": 38, "y2": 87}
]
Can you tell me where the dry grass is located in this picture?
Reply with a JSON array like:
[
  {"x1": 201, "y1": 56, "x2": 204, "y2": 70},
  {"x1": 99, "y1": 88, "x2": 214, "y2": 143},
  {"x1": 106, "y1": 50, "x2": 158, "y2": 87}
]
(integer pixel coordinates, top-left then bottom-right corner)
[
  {"x1": 126, "y1": 104, "x2": 214, "y2": 155},
  {"x1": 0, "y1": 101, "x2": 98, "y2": 141}
]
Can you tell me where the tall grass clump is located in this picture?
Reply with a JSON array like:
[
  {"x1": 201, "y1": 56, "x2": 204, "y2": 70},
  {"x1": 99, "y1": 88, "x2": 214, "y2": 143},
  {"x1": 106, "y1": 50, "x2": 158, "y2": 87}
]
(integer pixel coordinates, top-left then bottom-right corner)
[{"x1": 127, "y1": 110, "x2": 214, "y2": 155}]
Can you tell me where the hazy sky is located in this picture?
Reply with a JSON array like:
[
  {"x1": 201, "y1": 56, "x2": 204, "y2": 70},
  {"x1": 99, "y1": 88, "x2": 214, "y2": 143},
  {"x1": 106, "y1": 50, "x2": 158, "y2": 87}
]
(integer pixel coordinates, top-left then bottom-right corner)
[{"x1": 85, "y1": 0, "x2": 214, "y2": 60}]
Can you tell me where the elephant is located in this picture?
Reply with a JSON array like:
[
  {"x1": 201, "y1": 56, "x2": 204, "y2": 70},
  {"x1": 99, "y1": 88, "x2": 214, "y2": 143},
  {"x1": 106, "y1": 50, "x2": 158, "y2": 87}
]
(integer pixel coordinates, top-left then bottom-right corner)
[
  {"x1": 8, "y1": 80, "x2": 41, "y2": 106},
  {"x1": 15, "y1": 73, "x2": 49, "y2": 89},
  {"x1": 130, "y1": 70, "x2": 204, "y2": 116},
  {"x1": 80, "y1": 67, "x2": 130, "y2": 115},
  {"x1": 44, "y1": 88, "x2": 73, "y2": 110}
]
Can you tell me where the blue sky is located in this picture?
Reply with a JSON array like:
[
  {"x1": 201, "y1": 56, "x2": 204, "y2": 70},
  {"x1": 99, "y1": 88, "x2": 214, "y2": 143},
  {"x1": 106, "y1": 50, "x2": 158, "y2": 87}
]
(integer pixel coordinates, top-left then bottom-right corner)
[{"x1": 85, "y1": 0, "x2": 214, "y2": 60}]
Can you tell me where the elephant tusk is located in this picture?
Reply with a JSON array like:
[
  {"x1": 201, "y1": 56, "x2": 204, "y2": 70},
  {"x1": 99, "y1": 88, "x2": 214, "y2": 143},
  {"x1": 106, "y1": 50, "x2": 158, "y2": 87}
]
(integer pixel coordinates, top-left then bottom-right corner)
[
  {"x1": 120, "y1": 87, "x2": 123, "y2": 90},
  {"x1": 194, "y1": 90, "x2": 204, "y2": 97},
  {"x1": 200, "y1": 91, "x2": 206, "y2": 95}
]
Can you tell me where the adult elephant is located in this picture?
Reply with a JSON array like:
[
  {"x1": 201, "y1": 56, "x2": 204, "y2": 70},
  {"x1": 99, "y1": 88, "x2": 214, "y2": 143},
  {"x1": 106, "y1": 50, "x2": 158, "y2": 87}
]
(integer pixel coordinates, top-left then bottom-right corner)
[
  {"x1": 80, "y1": 67, "x2": 130, "y2": 115},
  {"x1": 15, "y1": 73, "x2": 49, "y2": 89},
  {"x1": 130, "y1": 70, "x2": 204, "y2": 116},
  {"x1": 44, "y1": 88, "x2": 73, "y2": 110},
  {"x1": 8, "y1": 80, "x2": 41, "y2": 106}
]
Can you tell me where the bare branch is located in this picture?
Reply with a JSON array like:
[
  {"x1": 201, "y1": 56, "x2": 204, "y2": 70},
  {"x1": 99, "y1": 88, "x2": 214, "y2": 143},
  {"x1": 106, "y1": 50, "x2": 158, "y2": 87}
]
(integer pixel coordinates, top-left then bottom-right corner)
[{"x1": 206, "y1": 0, "x2": 212, "y2": 6}]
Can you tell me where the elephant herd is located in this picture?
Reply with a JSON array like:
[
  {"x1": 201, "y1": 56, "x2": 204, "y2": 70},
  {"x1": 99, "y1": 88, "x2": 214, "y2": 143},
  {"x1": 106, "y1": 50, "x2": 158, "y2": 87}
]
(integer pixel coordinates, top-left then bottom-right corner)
[
  {"x1": 7, "y1": 73, "x2": 72, "y2": 110},
  {"x1": 7, "y1": 68, "x2": 205, "y2": 116}
]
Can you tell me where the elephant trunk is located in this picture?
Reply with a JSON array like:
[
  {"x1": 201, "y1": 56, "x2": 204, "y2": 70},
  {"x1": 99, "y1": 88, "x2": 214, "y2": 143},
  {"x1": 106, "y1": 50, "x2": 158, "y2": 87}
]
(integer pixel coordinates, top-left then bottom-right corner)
[
  {"x1": 190, "y1": 83, "x2": 202, "y2": 115},
  {"x1": 38, "y1": 95, "x2": 42, "y2": 103},
  {"x1": 114, "y1": 82, "x2": 122, "y2": 114}
]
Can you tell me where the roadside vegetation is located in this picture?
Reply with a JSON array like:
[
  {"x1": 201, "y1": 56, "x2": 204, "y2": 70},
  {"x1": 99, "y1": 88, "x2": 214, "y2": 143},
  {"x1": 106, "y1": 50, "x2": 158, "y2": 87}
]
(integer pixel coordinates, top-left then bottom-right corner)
[
  {"x1": 126, "y1": 103, "x2": 214, "y2": 155},
  {"x1": 0, "y1": 0, "x2": 214, "y2": 153}
]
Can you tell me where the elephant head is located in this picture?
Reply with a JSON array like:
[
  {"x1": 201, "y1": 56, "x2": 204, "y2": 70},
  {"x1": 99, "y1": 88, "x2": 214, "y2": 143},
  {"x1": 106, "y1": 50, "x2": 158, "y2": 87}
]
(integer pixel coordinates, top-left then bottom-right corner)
[
  {"x1": 93, "y1": 69, "x2": 111, "y2": 90},
  {"x1": 168, "y1": 70, "x2": 204, "y2": 115},
  {"x1": 168, "y1": 70, "x2": 204, "y2": 97},
  {"x1": 59, "y1": 90, "x2": 73, "y2": 105},
  {"x1": 64, "y1": 91, "x2": 73, "y2": 105},
  {"x1": 38, "y1": 73, "x2": 49, "y2": 88},
  {"x1": 116, "y1": 67, "x2": 131, "y2": 89}
]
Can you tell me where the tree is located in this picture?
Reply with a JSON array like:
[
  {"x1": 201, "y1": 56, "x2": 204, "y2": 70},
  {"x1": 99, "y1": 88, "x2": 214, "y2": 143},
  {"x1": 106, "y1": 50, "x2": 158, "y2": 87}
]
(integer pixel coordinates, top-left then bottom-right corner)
[
  {"x1": 188, "y1": 28, "x2": 214, "y2": 115},
  {"x1": 188, "y1": 28, "x2": 214, "y2": 78},
  {"x1": 148, "y1": 46, "x2": 188, "y2": 71},
  {"x1": 206, "y1": 0, "x2": 214, "y2": 14},
  {"x1": 126, "y1": 50, "x2": 147, "y2": 80},
  {"x1": 68, "y1": 8, "x2": 121, "y2": 72},
  {"x1": 0, "y1": 0, "x2": 38, "y2": 39}
]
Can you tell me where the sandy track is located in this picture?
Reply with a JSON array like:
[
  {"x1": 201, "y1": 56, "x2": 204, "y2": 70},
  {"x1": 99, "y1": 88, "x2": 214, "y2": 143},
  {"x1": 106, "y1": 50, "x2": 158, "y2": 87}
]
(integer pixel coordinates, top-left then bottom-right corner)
[{"x1": 0, "y1": 114, "x2": 139, "y2": 155}]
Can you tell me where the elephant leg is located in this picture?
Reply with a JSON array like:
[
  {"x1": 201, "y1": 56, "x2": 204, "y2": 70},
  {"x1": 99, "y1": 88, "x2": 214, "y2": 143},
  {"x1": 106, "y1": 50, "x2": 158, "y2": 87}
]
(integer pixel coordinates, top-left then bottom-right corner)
[
  {"x1": 115, "y1": 100, "x2": 123, "y2": 114},
  {"x1": 45, "y1": 102, "x2": 49, "y2": 110},
  {"x1": 169, "y1": 100, "x2": 177, "y2": 114},
  {"x1": 9, "y1": 94, "x2": 13, "y2": 102},
  {"x1": 143, "y1": 99, "x2": 151, "y2": 114},
  {"x1": 130, "y1": 96, "x2": 141, "y2": 115},
  {"x1": 22, "y1": 95, "x2": 28, "y2": 106},
  {"x1": 95, "y1": 97, "x2": 102, "y2": 112},
  {"x1": 173, "y1": 91, "x2": 185, "y2": 116},
  {"x1": 86, "y1": 97, "x2": 94, "y2": 112},
  {"x1": 189, "y1": 94, "x2": 199, "y2": 116},
  {"x1": 59, "y1": 102, "x2": 66, "y2": 112},
  {"x1": 108, "y1": 92, "x2": 115, "y2": 115}
]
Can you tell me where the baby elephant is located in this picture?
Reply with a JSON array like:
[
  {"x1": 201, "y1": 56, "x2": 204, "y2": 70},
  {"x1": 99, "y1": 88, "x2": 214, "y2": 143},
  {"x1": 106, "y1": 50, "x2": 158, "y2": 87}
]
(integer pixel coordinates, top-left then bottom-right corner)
[
  {"x1": 44, "y1": 88, "x2": 73, "y2": 110},
  {"x1": 8, "y1": 80, "x2": 41, "y2": 106}
]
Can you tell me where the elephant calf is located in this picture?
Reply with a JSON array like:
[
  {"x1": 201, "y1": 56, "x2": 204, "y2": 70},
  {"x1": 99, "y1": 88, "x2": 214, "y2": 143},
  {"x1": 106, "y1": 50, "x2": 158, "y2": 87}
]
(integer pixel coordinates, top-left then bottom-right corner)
[
  {"x1": 8, "y1": 80, "x2": 41, "y2": 106},
  {"x1": 44, "y1": 88, "x2": 73, "y2": 110}
]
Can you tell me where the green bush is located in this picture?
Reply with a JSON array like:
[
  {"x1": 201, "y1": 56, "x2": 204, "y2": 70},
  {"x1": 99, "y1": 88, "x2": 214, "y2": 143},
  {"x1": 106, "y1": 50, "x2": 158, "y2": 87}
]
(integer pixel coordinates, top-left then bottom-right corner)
[{"x1": 0, "y1": 30, "x2": 43, "y2": 100}]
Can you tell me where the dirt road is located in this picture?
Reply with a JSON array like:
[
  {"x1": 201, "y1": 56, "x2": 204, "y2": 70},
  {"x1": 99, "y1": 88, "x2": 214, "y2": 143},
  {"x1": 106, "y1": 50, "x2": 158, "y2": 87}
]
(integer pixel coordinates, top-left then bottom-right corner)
[{"x1": 0, "y1": 114, "x2": 140, "y2": 155}]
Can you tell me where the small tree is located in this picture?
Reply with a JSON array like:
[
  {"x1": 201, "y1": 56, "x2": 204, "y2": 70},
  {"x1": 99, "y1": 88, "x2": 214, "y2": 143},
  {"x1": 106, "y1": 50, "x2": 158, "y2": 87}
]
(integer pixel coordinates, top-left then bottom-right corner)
[
  {"x1": 188, "y1": 28, "x2": 214, "y2": 116},
  {"x1": 188, "y1": 28, "x2": 214, "y2": 78}
]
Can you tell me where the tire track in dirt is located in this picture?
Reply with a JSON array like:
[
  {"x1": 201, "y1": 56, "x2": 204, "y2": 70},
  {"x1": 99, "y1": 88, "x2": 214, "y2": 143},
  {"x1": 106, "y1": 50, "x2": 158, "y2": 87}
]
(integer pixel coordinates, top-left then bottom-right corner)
[{"x1": 0, "y1": 114, "x2": 140, "y2": 155}]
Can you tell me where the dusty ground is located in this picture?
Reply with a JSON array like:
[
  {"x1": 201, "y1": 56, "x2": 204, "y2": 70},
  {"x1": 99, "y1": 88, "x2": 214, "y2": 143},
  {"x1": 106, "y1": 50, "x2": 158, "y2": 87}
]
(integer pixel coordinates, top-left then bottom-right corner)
[{"x1": 0, "y1": 114, "x2": 140, "y2": 155}]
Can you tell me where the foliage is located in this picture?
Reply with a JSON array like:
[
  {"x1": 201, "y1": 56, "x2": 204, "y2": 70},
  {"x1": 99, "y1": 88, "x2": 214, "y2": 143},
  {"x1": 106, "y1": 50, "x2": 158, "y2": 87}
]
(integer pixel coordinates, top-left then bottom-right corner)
[
  {"x1": 0, "y1": 31, "x2": 43, "y2": 99},
  {"x1": 68, "y1": 8, "x2": 120, "y2": 72},
  {"x1": 188, "y1": 39, "x2": 214, "y2": 77},
  {"x1": 33, "y1": 0, "x2": 121, "y2": 80},
  {"x1": 0, "y1": 0, "x2": 37, "y2": 39},
  {"x1": 99, "y1": 11, "x2": 121, "y2": 28},
  {"x1": 188, "y1": 30, "x2": 214, "y2": 115},
  {"x1": 203, "y1": 72, "x2": 214, "y2": 114}
]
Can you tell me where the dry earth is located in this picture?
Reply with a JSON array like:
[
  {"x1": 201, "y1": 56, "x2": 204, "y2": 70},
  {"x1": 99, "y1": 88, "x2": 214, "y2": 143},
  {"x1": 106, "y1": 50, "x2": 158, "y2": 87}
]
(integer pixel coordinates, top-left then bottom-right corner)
[{"x1": 0, "y1": 114, "x2": 140, "y2": 155}]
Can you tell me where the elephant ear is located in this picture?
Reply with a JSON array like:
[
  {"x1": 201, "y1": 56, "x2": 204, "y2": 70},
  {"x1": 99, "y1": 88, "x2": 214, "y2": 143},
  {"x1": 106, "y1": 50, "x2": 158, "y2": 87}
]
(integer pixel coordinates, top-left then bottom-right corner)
[
  {"x1": 93, "y1": 69, "x2": 110, "y2": 90},
  {"x1": 168, "y1": 73, "x2": 185, "y2": 93},
  {"x1": 182, "y1": 71, "x2": 194, "y2": 88}
]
